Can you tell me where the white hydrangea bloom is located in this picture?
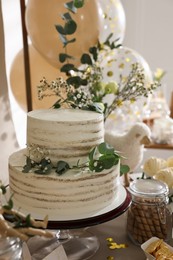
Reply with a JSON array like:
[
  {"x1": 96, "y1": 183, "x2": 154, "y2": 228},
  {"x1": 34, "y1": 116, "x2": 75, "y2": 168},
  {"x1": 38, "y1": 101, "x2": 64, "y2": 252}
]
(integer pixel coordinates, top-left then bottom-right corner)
[
  {"x1": 167, "y1": 157, "x2": 173, "y2": 167},
  {"x1": 154, "y1": 167, "x2": 173, "y2": 189},
  {"x1": 143, "y1": 157, "x2": 167, "y2": 177}
]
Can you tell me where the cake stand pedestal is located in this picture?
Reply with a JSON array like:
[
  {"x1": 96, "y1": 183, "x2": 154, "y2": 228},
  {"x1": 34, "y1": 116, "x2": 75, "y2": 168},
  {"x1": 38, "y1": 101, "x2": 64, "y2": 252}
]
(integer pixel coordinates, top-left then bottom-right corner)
[
  {"x1": 47, "y1": 186, "x2": 131, "y2": 260},
  {"x1": 56, "y1": 228, "x2": 99, "y2": 260}
]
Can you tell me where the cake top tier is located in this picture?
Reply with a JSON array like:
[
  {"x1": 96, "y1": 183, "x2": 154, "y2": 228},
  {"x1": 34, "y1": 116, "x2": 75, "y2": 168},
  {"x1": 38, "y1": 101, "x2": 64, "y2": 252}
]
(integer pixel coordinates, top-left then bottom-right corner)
[{"x1": 27, "y1": 109, "x2": 103, "y2": 122}]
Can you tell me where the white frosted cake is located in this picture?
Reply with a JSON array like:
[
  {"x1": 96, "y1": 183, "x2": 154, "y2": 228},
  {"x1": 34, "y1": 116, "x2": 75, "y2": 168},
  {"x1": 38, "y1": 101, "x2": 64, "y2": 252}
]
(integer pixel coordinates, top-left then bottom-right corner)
[
  {"x1": 27, "y1": 109, "x2": 104, "y2": 166},
  {"x1": 9, "y1": 109, "x2": 120, "y2": 219}
]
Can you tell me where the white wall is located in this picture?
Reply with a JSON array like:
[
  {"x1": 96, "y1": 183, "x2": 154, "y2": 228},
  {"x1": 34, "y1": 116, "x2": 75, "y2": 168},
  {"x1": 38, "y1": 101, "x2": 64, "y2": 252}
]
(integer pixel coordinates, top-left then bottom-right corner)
[
  {"x1": 121, "y1": 0, "x2": 173, "y2": 104},
  {"x1": 2, "y1": 0, "x2": 26, "y2": 147},
  {"x1": 121, "y1": 0, "x2": 173, "y2": 171}
]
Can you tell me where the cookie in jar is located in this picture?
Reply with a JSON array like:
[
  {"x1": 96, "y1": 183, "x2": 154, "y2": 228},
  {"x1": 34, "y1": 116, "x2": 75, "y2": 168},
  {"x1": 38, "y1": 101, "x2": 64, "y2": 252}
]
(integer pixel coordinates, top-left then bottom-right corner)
[{"x1": 127, "y1": 179, "x2": 172, "y2": 245}]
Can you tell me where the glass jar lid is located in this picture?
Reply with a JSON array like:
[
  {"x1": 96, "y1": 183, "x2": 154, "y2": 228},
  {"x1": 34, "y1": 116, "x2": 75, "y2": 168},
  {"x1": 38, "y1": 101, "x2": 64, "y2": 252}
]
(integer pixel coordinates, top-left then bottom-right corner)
[{"x1": 129, "y1": 179, "x2": 169, "y2": 197}]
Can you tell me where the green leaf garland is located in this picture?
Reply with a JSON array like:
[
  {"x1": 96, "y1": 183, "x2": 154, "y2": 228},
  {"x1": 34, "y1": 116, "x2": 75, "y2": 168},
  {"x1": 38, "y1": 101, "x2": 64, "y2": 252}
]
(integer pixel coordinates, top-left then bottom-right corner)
[
  {"x1": 56, "y1": 161, "x2": 70, "y2": 175},
  {"x1": 73, "y1": 0, "x2": 85, "y2": 8},
  {"x1": 22, "y1": 142, "x2": 130, "y2": 176}
]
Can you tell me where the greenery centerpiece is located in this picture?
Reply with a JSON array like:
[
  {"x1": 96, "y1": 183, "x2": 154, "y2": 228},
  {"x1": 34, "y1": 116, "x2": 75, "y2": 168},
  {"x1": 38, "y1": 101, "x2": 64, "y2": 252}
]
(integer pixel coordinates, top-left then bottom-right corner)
[
  {"x1": 37, "y1": 0, "x2": 159, "y2": 122},
  {"x1": 26, "y1": 0, "x2": 159, "y2": 177}
]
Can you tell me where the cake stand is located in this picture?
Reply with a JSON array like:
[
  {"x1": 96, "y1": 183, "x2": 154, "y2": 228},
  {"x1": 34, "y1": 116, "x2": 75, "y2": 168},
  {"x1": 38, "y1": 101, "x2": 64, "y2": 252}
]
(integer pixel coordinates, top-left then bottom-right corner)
[
  {"x1": 5, "y1": 185, "x2": 131, "y2": 260},
  {"x1": 47, "y1": 185, "x2": 131, "y2": 260}
]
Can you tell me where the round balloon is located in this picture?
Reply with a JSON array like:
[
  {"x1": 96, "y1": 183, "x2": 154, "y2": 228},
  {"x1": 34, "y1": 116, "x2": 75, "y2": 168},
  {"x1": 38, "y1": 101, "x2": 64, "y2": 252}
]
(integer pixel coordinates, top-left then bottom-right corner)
[
  {"x1": 25, "y1": 0, "x2": 101, "y2": 69},
  {"x1": 10, "y1": 45, "x2": 66, "y2": 111},
  {"x1": 97, "y1": 0, "x2": 126, "y2": 44},
  {"x1": 100, "y1": 46, "x2": 152, "y2": 88}
]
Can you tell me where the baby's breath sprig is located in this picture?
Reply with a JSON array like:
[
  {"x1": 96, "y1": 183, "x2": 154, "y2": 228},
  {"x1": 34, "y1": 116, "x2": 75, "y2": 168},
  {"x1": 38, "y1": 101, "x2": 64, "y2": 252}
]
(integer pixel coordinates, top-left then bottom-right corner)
[
  {"x1": 37, "y1": 77, "x2": 73, "y2": 102},
  {"x1": 37, "y1": 62, "x2": 159, "y2": 120},
  {"x1": 37, "y1": 77, "x2": 104, "y2": 113},
  {"x1": 104, "y1": 63, "x2": 159, "y2": 119}
]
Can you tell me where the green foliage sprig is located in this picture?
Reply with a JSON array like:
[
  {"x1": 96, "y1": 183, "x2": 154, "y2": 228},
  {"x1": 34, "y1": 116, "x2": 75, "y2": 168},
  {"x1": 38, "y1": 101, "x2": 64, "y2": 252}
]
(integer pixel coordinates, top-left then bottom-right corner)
[
  {"x1": 3, "y1": 195, "x2": 14, "y2": 211},
  {"x1": 0, "y1": 186, "x2": 51, "y2": 239},
  {"x1": 59, "y1": 34, "x2": 121, "y2": 89},
  {"x1": 0, "y1": 184, "x2": 15, "y2": 211},
  {"x1": 0, "y1": 184, "x2": 14, "y2": 211},
  {"x1": 22, "y1": 142, "x2": 130, "y2": 176},
  {"x1": 55, "y1": 0, "x2": 85, "y2": 59},
  {"x1": 0, "y1": 185, "x2": 14, "y2": 213},
  {"x1": 23, "y1": 157, "x2": 53, "y2": 175},
  {"x1": 3, "y1": 212, "x2": 33, "y2": 229},
  {"x1": 0, "y1": 183, "x2": 8, "y2": 195},
  {"x1": 88, "y1": 142, "x2": 129, "y2": 175}
]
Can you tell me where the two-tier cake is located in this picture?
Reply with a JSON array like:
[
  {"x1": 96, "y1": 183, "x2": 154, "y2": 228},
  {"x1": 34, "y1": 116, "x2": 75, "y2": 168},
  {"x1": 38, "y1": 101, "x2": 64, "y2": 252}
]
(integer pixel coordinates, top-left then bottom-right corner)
[{"x1": 9, "y1": 109, "x2": 120, "y2": 219}]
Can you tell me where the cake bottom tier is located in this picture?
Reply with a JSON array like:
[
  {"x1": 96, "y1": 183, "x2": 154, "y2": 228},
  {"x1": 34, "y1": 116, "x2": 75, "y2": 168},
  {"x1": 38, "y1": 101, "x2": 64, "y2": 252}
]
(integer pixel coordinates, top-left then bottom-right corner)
[{"x1": 9, "y1": 149, "x2": 120, "y2": 220}]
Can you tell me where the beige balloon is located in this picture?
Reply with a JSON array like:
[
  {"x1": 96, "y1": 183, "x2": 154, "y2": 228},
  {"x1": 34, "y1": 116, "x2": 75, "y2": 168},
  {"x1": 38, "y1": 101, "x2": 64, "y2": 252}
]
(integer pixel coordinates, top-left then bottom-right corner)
[
  {"x1": 10, "y1": 45, "x2": 66, "y2": 111},
  {"x1": 25, "y1": 0, "x2": 100, "y2": 68}
]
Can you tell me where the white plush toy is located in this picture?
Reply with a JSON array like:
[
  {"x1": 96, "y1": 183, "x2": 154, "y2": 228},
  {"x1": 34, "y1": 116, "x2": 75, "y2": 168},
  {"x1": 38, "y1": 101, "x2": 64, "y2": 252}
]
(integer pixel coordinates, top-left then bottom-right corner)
[{"x1": 105, "y1": 122, "x2": 151, "y2": 186}]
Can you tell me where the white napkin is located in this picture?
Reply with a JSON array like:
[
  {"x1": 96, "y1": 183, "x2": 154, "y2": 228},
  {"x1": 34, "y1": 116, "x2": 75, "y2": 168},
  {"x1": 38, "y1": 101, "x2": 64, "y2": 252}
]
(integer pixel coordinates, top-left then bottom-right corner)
[{"x1": 22, "y1": 236, "x2": 68, "y2": 260}]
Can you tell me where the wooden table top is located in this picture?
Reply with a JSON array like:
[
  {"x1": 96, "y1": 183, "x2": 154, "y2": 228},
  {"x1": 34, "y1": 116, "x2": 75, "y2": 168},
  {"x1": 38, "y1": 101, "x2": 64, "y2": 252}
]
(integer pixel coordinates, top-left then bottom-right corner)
[{"x1": 145, "y1": 143, "x2": 173, "y2": 150}]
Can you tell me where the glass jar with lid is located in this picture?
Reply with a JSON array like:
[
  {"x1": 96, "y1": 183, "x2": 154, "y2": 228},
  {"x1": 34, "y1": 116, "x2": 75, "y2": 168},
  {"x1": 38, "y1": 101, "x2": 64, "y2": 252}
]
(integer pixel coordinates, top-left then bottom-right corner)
[
  {"x1": 0, "y1": 237, "x2": 22, "y2": 260},
  {"x1": 127, "y1": 179, "x2": 172, "y2": 245}
]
